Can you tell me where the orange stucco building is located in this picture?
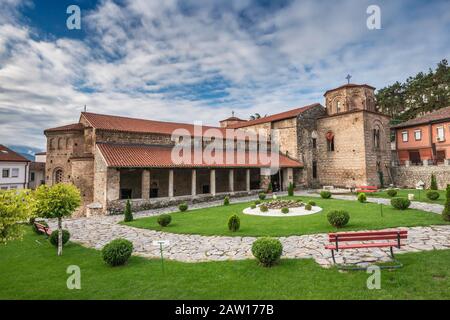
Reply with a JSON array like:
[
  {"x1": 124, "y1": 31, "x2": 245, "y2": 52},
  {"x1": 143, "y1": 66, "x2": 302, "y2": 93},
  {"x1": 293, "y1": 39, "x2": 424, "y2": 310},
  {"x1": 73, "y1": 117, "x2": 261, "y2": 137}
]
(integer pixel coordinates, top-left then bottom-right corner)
[{"x1": 393, "y1": 106, "x2": 450, "y2": 165}]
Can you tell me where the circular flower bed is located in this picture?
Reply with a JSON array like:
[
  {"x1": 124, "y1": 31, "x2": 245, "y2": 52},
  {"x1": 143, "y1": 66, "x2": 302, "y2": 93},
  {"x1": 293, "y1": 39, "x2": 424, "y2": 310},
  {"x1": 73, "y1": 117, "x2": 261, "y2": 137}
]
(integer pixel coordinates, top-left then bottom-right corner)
[{"x1": 243, "y1": 199, "x2": 322, "y2": 217}]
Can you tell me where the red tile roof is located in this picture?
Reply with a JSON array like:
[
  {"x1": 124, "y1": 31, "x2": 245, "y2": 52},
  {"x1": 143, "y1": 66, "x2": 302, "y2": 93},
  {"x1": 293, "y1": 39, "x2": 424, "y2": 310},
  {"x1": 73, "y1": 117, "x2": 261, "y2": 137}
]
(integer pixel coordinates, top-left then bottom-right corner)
[
  {"x1": 323, "y1": 83, "x2": 376, "y2": 96},
  {"x1": 0, "y1": 145, "x2": 30, "y2": 162},
  {"x1": 81, "y1": 112, "x2": 230, "y2": 137},
  {"x1": 227, "y1": 103, "x2": 323, "y2": 128},
  {"x1": 392, "y1": 106, "x2": 450, "y2": 129},
  {"x1": 97, "y1": 143, "x2": 303, "y2": 169},
  {"x1": 44, "y1": 123, "x2": 84, "y2": 133}
]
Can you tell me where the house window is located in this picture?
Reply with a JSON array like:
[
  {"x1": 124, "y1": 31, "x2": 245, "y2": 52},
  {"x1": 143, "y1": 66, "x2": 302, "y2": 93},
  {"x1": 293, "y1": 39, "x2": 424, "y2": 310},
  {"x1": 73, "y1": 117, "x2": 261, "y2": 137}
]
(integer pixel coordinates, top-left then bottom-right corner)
[
  {"x1": 312, "y1": 138, "x2": 317, "y2": 149},
  {"x1": 1, "y1": 186, "x2": 8, "y2": 190},
  {"x1": 2, "y1": 169, "x2": 9, "y2": 178},
  {"x1": 10, "y1": 185, "x2": 17, "y2": 190},
  {"x1": 402, "y1": 131, "x2": 408, "y2": 142},
  {"x1": 312, "y1": 161, "x2": 317, "y2": 179},
  {"x1": 30, "y1": 172, "x2": 35, "y2": 181},
  {"x1": 11, "y1": 168, "x2": 19, "y2": 178},
  {"x1": 414, "y1": 130, "x2": 422, "y2": 141},
  {"x1": 437, "y1": 126, "x2": 445, "y2": 141}
]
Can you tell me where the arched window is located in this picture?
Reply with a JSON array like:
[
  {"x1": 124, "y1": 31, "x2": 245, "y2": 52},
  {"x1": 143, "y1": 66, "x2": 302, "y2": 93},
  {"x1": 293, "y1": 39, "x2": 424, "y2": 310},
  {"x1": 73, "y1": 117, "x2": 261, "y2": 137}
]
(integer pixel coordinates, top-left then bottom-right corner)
[
  {"x1": 57, "y1": 138, "x2": 63, "y2": 150},
  {"x1": 335, "y1": 100, "x2": 342, "y2": 113},
  {"x1": 373, "y1": 126, "x2": 381, "y2": 150},
  {"x1": 54, "y1": 169, "x2": 64, "y2": 184},
  {"x1": 326, "y1": 131, "x2": 335, "y2": 151},
  {"x1": 49, "y1": 138, "x2": 55, "y2": 150}
]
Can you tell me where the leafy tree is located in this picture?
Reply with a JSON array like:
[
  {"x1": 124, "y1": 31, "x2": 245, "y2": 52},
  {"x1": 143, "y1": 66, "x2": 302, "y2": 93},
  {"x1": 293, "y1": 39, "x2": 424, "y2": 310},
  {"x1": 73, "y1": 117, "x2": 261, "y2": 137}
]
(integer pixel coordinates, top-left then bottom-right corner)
[
  {"x1": 34, "y1": 184, "x2": 81, "y2": 256},
  {"x1": 0, "y1": 190, "x2": 35, "y2": 244},
  {"x1": 376, "y1": 59, "x2": 450, "y2": 121},
  {"x1": 443, "y1": 185, "x2": 450, "y2": 222},
  {"x1": 123, "y1": 199, "x2": 133, "y2": 222}
]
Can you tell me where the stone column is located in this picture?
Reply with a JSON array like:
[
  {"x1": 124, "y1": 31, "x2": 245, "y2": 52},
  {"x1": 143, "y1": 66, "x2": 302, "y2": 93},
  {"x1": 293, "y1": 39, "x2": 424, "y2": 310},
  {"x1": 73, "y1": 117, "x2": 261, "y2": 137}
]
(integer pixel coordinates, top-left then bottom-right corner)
[
  {"x1": 106, "y1": 168, "x2": 120, "y2": 202},
  {"x1": 168, "y1": 169, "x2": 174, "y2": 198},
  {"x1": 229, "y1": 169, "x2": 234, "y2": 194},
  {"x1": 210, "y1": 169, "x2": 216, "y2": 196},
  {"x1": 191, "y1": 169, "x2": 197, "y2": 196},
  {"x1": 260, "y1": 168, "x2": 271, "y2": 190},
  {"x1": 141, "y1": 169, "x2": 150, "y2": 200},
  {"x1": 287, "y1": 168, "x2": 294, "y2": 186},
  {"x1": 246, "y1": 169, "x2": 250, "y2": 192}
]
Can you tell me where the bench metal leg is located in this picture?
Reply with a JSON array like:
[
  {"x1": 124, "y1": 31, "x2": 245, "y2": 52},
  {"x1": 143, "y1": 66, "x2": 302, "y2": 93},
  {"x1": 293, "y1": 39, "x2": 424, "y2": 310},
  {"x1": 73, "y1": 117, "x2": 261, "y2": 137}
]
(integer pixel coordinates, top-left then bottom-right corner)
[
  {"x1": 389, "y1": 246, "x2": 395, "y2": 259},
  {"x1": 331, "y1": 250, "x2": 336, "y2": 264}
]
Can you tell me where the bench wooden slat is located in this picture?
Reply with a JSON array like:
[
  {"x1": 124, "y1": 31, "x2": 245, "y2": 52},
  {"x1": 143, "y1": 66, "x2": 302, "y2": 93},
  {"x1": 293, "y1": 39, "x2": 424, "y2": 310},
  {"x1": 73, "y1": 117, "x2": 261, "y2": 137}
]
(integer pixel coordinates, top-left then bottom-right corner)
[
  {"x1": 329, "y1": 230, "x2": 407, "y2": 237},
  {"x1": 325, "y1": 242, "x2": 399, "y2": 250},
  {"x1": 329, "y1": 235, "x2": 408, "y2": 242}
]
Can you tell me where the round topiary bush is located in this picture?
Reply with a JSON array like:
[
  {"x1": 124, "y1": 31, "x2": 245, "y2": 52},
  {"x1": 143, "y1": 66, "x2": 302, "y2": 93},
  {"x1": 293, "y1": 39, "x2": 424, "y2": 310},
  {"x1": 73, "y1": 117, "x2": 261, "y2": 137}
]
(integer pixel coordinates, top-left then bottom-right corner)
[
  {"x1": 387, "y1": 189, "x2": 397, "y2": 197},
  {"x1": 258, "y1": 192, "x2": 266, "y2": 200},
  {"x1": 251, "y1": 237, "x2": 283, "y2": 267},
  {"x1": 31, "y1": 220, "x2": 49, "y2": 235},
  {"x1": 250, "y1": 204, "x2": 256, "y2": 209},
  {"x1": 254, "y1": 200, "x2": 261, "y2": 205},
  {"x1": 228, "y1": 214, "x2": 240, "y2": 232},
  {"x1": 259, "y1": 204, "x2": 268, "y2": 212},
  {"x1": 426, "y1": 190, "x2": 440, "y2": 200},
  {"x1": 49, "y1": 229, "x2": 70, "y2": 247},
  {"x1": 157, "y1": 214, "x2": 172, "y2": 227},
  {"x1": 327, "y1": 210, "x2": 350, "y2": 228},
  {"x1": 391, "y1": 197, "x2": 411, "y2": 210},
  {"x1": 357, "y1": 193, "x2": 367, "y2": 203},
  {"x1": 320, "y1": 191, "x2": 332, "y2": 199},
  {"x1": 178, "y1": 202, "x2": 188, "y2": 212},
  {"x1": 307, "y1": 200, "x2": 316, "y2": 206},
  {"x1": 223, "y1": 196, "x2": 230, "y2": 206},
  {"x1": 102, "y1": 238, "x2": 133, "y2": 267},
  {"x1": 304, "y1": 204, "x2": 312, "y2": 211},
  {"x1": 281, "y1": 207, "x2": 289, "y2": 214}
]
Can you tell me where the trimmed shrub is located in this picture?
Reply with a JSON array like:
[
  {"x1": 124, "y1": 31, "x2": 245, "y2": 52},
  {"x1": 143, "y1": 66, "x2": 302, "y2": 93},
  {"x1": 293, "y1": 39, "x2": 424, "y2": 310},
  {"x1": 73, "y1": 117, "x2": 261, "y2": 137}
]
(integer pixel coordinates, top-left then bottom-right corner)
[
  {"x1": 102, "y1": 238, "x2": 133, "y2": 267},
  {"x1": 251, "y1": 237, "x2": 283, "y2": 267},
  {"x1": 426, "y1": 190, "x2": 440, "y2": 200},
  {"x1": 49, "y1": 229, "x2": 70, "y2": 247},
  {"x1": 250, "y1": 204, "x2": 256, "y2": 209},
  {"x1": 223, "y1": 196, "x2": 230, "y2": 206},
  {"x1": 391, "y1": 197, "x2": 411, "y2": 210},
  {"x1": 288, "y1": 182, "x2": 294, "y2": 197},
  {"x1": 442, "y1": 185, "x2": 450, "y2": 221},
  {"x1": 260, "y1": 205, "x2": 268, "y2": 212},
  {"x1": 327, "y1": 210, "x2": 350, "y2": 228},
  {"x1": 387, "y1": 189, "x2": 397, "y2": 197},
  {"x1": 123, "y1": 199, "x2": 133, "y2": 222},
  {"x1": 228, "y1": 215, "x2": 240, "y2": 232},
  {"x1": 296, "y1": 199, "x2": 302, "y2": 203},
  {"x1": 157, "y1": 214, "x2": 172, "y2": 227},
  {"x1": 307, "y1": 200, "x2": 316, "y2": 206},
  {"x1": 430, "y1": 174, "x2": 438, "y2": 190},
  {"x1": 320, "y1": 191, "x2": 332, "y2": 199},
  {"x1": 178, "y1": 202, "x2": 188, "y2": 212},
  {"x1": 258, "y1": 192, "x2": 266, "y2": 200},
  {"x1": 281, "y1": 207, "x2": 289, "y2": 214},
  {"x1": 31, "y1": 220, "x2": 49, "y2": 235},
  {"x1": 255, "y1": 200, "x2": 261, "y2": 205},
  {"x1": 305, "y1": 204, "x2": 312, "y2": 211},
  {"x1": 357, "y1": 193, "x2": 367, "y2": 203}
]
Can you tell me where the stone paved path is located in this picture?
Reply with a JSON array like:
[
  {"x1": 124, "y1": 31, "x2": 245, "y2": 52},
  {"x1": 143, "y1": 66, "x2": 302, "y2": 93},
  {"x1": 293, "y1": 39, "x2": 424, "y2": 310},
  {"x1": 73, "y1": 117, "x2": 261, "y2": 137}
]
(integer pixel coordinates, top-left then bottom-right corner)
[{"x1": 48, "y1": 192, "x2": 449, "y2": 268}]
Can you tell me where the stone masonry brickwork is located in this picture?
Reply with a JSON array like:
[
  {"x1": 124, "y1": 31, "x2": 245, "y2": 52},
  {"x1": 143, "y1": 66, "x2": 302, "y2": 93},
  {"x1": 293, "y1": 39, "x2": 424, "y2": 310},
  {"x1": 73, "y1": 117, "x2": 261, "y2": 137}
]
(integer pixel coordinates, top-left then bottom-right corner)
[{"x1": 393, "y1": 165, "x2": 450, "y2": 189}]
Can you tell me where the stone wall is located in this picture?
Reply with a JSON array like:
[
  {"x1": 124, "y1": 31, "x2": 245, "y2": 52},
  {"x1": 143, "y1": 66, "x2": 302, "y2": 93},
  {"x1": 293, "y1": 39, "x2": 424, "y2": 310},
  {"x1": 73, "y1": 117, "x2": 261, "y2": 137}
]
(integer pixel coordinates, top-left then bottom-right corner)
[
  {"x1": 107, "y1": 189, "x2": 263, "y2": 215},
  {"x1": 316, "y1": 111, "x2": 368, "y2": 188},
  {"x1": 393, "y1": 165, "x2": 450, "y2": 189},
  {"x1": 296, "y1": 105, "x2": 326, "y2": 187}
]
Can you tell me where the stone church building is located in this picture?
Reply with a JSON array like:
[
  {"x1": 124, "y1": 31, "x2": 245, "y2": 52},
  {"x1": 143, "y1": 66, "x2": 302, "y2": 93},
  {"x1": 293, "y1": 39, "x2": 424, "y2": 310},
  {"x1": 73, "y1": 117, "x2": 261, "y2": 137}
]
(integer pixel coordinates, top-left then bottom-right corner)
[{"x1": 44, "y1": 83, "x2": 391, "y2": 215}]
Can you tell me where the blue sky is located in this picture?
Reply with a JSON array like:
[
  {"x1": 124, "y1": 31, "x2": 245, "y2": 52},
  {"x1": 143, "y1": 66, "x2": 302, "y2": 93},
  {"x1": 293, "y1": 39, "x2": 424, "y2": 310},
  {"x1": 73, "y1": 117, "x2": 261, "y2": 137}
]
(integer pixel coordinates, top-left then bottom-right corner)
[{"x1": 0, "y1": 0, "x2": 449, "y2": 153}]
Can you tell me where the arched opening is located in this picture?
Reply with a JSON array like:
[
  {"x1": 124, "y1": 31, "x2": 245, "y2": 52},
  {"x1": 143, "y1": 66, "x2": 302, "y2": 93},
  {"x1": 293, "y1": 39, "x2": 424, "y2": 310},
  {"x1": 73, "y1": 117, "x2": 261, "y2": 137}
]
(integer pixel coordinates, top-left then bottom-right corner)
[
  {"x1": 326, "y1": 131, "x2": 335, "y2": 151},
  {"x1": 57, "y1": 138, "x2": 63, "y2": 150},
  {"x1": 54, "y1": 168, "x2": 64, "y2": 184}
]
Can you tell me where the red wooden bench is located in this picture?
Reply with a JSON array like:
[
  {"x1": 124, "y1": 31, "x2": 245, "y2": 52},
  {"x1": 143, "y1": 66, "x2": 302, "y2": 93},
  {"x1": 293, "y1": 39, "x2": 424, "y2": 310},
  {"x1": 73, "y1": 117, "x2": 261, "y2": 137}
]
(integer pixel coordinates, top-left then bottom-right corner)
[
  {"x1": 34, "y1": 221, "x2": 52, "y2": 237},
  {"x1": 325, "y1": 230, "x2": 408, "y2": 266},
  {"x1": 356, "y1": 185, "x2": 378, "y2": 193}
]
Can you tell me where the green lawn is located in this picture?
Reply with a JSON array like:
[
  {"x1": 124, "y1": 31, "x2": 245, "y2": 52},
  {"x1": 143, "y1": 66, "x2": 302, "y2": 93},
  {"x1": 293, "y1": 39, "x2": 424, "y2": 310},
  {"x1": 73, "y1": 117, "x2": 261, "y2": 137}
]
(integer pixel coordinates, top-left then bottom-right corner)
[
  {"x1": 124, "y1": 196, "x2": 448, "y2": 237},
  {"x1": 368, "y1": 189, "x2": 446, "y2": 205},
  {"x1": 0, "y1": 229, "x2": 449, "y2": 299}
]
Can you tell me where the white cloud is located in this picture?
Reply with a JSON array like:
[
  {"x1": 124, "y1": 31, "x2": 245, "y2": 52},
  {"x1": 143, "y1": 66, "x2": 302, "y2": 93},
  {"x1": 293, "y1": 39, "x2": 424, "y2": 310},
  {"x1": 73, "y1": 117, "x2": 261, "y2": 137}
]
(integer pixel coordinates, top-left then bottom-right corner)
[{"x1": 0, "y1": 0, "x2": 449, "y2": 150}]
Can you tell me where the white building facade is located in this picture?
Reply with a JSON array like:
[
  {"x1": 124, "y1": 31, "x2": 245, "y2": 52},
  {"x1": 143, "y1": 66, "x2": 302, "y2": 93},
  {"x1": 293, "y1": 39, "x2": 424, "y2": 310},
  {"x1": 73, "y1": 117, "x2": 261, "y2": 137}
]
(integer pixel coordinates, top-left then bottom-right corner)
[{"x1": 0, "y1": 145, "x2": 30, "y2": 190}]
